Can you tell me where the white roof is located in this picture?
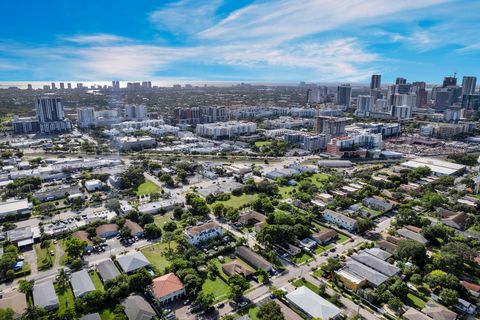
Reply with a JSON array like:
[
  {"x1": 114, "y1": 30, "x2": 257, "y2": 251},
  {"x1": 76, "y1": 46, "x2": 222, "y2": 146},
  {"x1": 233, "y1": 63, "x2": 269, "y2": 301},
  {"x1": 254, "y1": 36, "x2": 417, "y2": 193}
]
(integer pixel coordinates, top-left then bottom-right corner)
[
  {"x1": 286, "y1": 286, "x2": 341, "y2": 319},
  {"x1": 0, "y1": 199, "x2": 32, "y2": 214},
  {"x1": 402, "y1": 157, "x2": 465, "y2": 175}
]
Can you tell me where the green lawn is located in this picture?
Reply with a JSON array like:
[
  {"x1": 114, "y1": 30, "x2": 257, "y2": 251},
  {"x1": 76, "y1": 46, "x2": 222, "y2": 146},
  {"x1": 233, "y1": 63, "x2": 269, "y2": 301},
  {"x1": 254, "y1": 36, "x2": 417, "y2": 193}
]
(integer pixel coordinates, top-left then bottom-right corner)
[
  {"x1": 309, "y1": 173, "x2": 330, "y2": 188},
  {"x1": 212, "y1": 193, "x2": 258, "y2": 209},
  {"x1": 362, "y1": 205, "x2": 383, "y2": 217},
  {"x1": 135, "y1": 180, "x2": 162, "y2": 196},
  {"x1": 55, "y1": 285, "x2": 75, "y2": 314},
  {"x1": 202, "y1": 276, "x2": 231, "y2": 303},
  {"x1": 337, "y1": 233, "x2": 350, "y2": 244},
  {"x1": 314, "y1": 243, "x2": 334, "y2": 254},
  {"x1": 291, "y1": 252, "x2": 313, "y2": 265},
  {"x1": 89, "y1": 271, "x2": 104, "y2": 291},
  {"x1": 154, "y1": 211, "x2": 176, "y2": 229},
  {"x1": 279, "y1": 185, "x2": 296, "y2": 199},
  {"x1": 235, "y1": 306, "x2": 259, "y2": 320},
  {"x1": 140, "y1": 242, "x2": 176, "y2": 274},
  {"x1": 407, "y1": 293, "x2": 427, "y2": 309},
  {"x1": 34, "y1": 242, "x2": 55, "y2": 271},
  {"x1": 255, "y1": 141, "x2": 272, "y2": 147},
  {"x1": 292, "y1": 278, "x2": 319, "y2": 293}
]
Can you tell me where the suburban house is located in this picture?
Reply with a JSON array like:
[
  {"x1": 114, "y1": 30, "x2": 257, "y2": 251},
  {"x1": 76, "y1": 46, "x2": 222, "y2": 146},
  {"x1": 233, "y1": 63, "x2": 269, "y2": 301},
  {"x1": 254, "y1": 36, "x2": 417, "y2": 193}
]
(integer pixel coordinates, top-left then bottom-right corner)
[
  {"x1": 336, "y1": 250, "x2": 400, "y2": 291},
  {"x1": 322, "y1": 209, "x2": 358, "y2": 232},
  {"x1": 116, "y1": 252, "x2": 151, "y2": 274},
  {"x1": 125, "y1": 219, "x2": 144, "y2": 238},
  {"x1": 402, "y1": 307, "x2": 432, "y2": 320},
  {"x1": 71, "y1": 269, "x2": 96, "y2": 298},
  {"x1": 316, "y1": 193, "x2": 334, "y2": 203},
  {"x1": 421, "y1": 300, "x2": 457, "y2": 320},
  {"x1": 235, "y1": 246, "x2": 273, "y2": 272},
  {"x1": 0, "y1": 289, "x2": 27, "y2": 318},
  {"x1": 33, "y1": 281, "x2": 59, "y2": 311},
  {"x1": 286, "y1": 286, "x2": 342, "y2": 319},
  {"x1": 397, "y1": 227, "x2": 428, "y2": 245},
  {"x1": 0, "y1": 198, "x2": 33, "y2": 219},
  {"x1": 152, "y1": 273, "x2": 186, "y2": 304},
  {"x1": 72, "y1": 230, "x2": 94, "y2": 251},
  {"x1": 436, "y1": 208, "x2": 467, "y2": 230},
  {"x1": 97, "y1": 259, "x2": 121, "y2": 282},
  {"x1": 122, "y1": 294, "x2": 156, "y2": 320},
  {"x1": 312, "y1": 229, "x2": 338, "y2": 245},
  {"x1": 377, "y1": 240, "x2": 398, "y2": 254},
  {"x1": 237, "y1": 210, "x2": 266, "y2": 232},
  {"x1": 222, "y1": 261, "x2": 254, "y2": 278},
  {"x1": 365, "y1": 248, "x2": 392, "y2": 261},
  {"x1": 184, "y1": 221, "x2": 224, "y2": 245},
  {"x1": 96, "y1": 223, "x2": 119, "y2": 239},
  {"x1": 6, "y1": 226, "x2": 40, "y2": 249},
  {"x1": 363, "y1": 196, "x2": 394, "y2": 212},
  {"x1": 462, "y1": 280, "x2": 480, "y2": 298}
]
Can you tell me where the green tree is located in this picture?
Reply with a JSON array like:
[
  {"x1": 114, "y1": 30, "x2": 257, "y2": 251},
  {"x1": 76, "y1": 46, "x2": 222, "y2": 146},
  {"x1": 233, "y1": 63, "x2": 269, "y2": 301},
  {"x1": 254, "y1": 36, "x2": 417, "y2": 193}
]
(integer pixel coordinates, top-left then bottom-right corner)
[
  {"x1": 64, "y1": 237, "x2": 87, "y2": 259},
  {"x1": 144, "y1": 223, "x2": 162, "y2": 240},
  {"x1": 387, "y1": 296, "x2": 403, "y2": 312},
  {"x1": 440, "y1": 288, "x2": 459, "y2": 307},
  {"x1": 18, "y1": 279, "x2": 33, "y2": 294},
  {"x1": 0, "y1": 308, "x2": 14, "y2": 320},
  {"x1": 196, "y1": 292, "x2": 215, "y2": 309},
  {"x1": 396, "y1": 240, "x2": 427, "y2": 266},
  {"x1": 257, "y1": 301, "x2": 285, "y2": 320},
  {"x1": 128, "y1": 269, "x2": 152, "y2": 293}
]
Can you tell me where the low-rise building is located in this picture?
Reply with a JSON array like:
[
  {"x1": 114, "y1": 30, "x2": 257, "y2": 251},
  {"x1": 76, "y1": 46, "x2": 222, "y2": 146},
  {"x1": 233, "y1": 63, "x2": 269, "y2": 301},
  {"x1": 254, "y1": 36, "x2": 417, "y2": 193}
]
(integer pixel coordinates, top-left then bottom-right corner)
[
  {"x1": 235, "y1": 246, "x2": 273, "y2": 272},
  {"x1": 363, "y1": 196, "x2": 394, "y2": 212},
  {"x1": 151, "y1": 273, "x2": 186, "y2": 304},
  {"x1": 85, "y1": 179, "x2": 104, "y2": 192},
  {"x1": 0, "y1": 289, "x2": 27, "y2": 318},
  {"x1": 118, "y1": 136, "x2": 157, "y2": 151},
  {"x1": 71, "y1": 269, "x2": 96, "y2": 298},
  {"x1": 312, "y1": 229, "x2": 338, "y2": 245},
  {"x1": 122, "y1": 294, "x2": 157, "y2": 320},
  {"x1": 6, "y1": 226, "x2": 40, "y2": 248},
  {"x1": 0, "y1": 199, "x2": 33, "y2": 220},
  {"x1": 286, "y1": 286, "x2": 342, "y2": 319},
  {"x1": 116, "y1": 252, "x2": 151, "y2": 274},
  {"x1": 125, "y1": 219, "x2": 144, "y2": 238},
  {"x1": 97, "y1": 259, "x2": 121, "y2": 282},
  {"x1": 184, "y1": 221, "x2": 224, "y2": 245},
  {"x1": 96, "y1": 224, "x2": 119, "y2": 239},
  {"x1": 33, "y1": 281, "x2": 59, "y2": 311},
  {"x1": 322, "y1": 209, "x2": 357, "y2": 232}
]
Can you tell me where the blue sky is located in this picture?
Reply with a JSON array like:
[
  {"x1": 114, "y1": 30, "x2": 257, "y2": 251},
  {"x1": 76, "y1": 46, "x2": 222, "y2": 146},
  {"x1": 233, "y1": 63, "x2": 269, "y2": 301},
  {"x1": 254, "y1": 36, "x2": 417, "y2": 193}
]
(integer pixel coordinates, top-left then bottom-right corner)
[{"x1": 0, "y1": 0, "x2": 479, "y2": 83}]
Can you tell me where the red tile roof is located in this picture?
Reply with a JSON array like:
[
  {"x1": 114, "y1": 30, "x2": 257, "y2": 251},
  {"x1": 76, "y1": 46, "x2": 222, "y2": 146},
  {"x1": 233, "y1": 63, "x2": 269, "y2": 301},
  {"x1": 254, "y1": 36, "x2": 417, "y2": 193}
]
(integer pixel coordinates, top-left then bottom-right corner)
[{"x1": 152, "y1": 273, "x2": 184, "y2": 299}]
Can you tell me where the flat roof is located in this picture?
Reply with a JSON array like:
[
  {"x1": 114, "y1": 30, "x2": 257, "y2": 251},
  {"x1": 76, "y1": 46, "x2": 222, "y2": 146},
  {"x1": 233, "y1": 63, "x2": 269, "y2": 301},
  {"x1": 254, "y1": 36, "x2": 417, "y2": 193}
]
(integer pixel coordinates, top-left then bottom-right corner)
[
  {"x1": 0, "y1": 199, "x2": 32, "y2": 214},
  {"x1": 286, "y1": 286, "x2": 341, "y2": 319}
]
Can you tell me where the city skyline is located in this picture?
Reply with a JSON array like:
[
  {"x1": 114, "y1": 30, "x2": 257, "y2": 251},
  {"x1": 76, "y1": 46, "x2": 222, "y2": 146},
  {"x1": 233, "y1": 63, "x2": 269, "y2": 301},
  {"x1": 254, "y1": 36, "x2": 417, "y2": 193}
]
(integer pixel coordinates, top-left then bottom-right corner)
[{"x1": 1, "y1": 0, "x2": 480, "y2": 82}]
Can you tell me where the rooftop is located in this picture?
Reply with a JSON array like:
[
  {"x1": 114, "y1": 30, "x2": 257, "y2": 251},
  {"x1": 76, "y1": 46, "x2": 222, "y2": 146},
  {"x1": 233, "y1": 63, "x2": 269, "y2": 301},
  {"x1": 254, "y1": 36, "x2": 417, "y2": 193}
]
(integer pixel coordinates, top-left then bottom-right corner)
[
  {"x1": 286, "y1": 286, "x2": 341, "y2": 319},
  {"x1": 152, "y1": 273, "x2": 185, "y2": 298}
]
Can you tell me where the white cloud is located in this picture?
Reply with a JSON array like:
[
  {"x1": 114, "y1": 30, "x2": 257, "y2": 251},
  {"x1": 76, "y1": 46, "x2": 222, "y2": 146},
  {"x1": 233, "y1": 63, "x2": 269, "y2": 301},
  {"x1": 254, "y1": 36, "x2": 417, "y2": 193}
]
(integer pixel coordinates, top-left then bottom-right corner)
[
  {"x1": 64, "y1": 34, "x2": 131, "y2": 44},
  {"x1": 149, "y1": 0, "x2": 223, "y2": 35}
]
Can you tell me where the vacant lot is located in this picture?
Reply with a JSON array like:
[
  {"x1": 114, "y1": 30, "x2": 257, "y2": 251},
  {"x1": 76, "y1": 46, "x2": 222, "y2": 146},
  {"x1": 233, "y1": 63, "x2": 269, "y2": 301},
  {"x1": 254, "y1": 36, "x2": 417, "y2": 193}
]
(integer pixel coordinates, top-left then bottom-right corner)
[
  {"x1": 135, "y1": 180, "x2": 162, "y2": 196},
  {"x1": 141, "y1": 242, "x2": 176, "y2": 273}
]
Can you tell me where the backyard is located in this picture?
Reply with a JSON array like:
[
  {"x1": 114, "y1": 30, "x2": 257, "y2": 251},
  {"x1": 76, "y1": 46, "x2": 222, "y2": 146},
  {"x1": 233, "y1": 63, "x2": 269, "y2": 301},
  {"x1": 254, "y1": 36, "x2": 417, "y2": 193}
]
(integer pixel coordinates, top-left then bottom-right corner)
[
  {"x1": 211, "y1": 193, "x2": 258, "y2": 209},
  {"x1": 254, "y1": 141, "x2": 272, "y2": 147},
  {"x1": 140, "y1": 242, "x2": 176, "y2": 274},
  {"x1": 89, "y1": 271, "x2": 104, "y2": 291},
  {"x1": 34, "y1": 242, "x2": 55, "y2": 271},
  {"x1": 202, "y1": 276, "x2": 231, "y2": 303},
  {"x1": 55, "y1": 284, "x2": 75, "y2": 315}
]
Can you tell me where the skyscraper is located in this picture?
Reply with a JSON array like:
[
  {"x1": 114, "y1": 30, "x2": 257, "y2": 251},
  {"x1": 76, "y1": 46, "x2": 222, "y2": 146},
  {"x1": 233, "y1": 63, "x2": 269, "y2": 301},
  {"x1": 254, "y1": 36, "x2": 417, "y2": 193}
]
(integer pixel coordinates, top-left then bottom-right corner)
[
  {"x1": 443, "y1": 76, "x2": 457, "y2": 87},
  {"x1": 125, "y1": 105, "x2": 147, "y2": 121},
  {"x1": 59, "y1": 82, "x2": 65, "y2": 90},
  {"x1": 462, "y1": 76, "x2": 477, "y2": 96},
  {"x1": 337, "y1": 84, "x2": 352, "y2": 108},
  {"x1": 356, "y1": 95, "x2": 372, "y2": 116},
  {"x1": 35, "y1": 96, "x2": 72, "y2": 133},
  {"x1": 77, "y1": 107, "x2": 95, "y2": 129},
  {"x1": 51, "y1": 82, "x2": 56, "y2": 90},
  {"x1": 370, "y1": 74, "x2": 381, "y2": 90},
  {"x1": 395, "y1": 77, "x2": 407, "y2": 85},
  {"x1": 67, "y1": 83, "x2": 72, "y2": 90},
  {"x1": 314, "y1": 116, "x2": 346, "y2": 137}
]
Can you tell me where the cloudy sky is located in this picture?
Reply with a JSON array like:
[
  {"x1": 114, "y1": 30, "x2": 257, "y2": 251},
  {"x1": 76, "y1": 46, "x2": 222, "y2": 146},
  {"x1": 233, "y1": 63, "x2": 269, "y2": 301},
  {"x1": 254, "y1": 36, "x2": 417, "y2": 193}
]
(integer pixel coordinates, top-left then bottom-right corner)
[{"x1": 1, "y1": 0, "x2": 479, "y2": 83}]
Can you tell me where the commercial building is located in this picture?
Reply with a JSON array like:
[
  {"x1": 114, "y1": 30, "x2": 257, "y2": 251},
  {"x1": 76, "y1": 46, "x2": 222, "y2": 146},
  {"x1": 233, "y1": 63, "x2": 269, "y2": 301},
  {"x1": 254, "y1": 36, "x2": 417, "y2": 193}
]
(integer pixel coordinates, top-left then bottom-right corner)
[
  {"x1": 314, "y1": 116, "x2": 346, "y2": 136},
  {"x1": 196, "y1": 121, "x2": 256, "y2": 138},
  {"x1": 0, "y1": 199, "x2": 33, "y2": 219},
  {"x1": 337, "y1": 84, "x2": 352, "y2": 108},
  {"x1": 151, "y1": 273, "x2": 186, "y2": 304},
  {"x1": 7, "y1": 226, "x2": 40, "y2": 248},
  {"x1": 401, "y1": 157, "x2": 466, "y2": 176},
  {"x1": 370, "y1": 74, "x2": 381, "y2": 90},
  {"x1": 283, "y1": 131, "x2": 329, "y2": 152},
  {"x1": 462, "y1": 76, "x2": 477, "y2": 96},
  {"x1": 184, "y1": 221, "x2": 224, "y2": 245},
  {"x1": 118, "y1": 136, "x2": 156, "y2": 151},
  {"x1": 35, "y1": 96, "x2": 72, "y2": 133},
  {"x1": 286, "y1": 286, "x2": 341, "y2": 319}
]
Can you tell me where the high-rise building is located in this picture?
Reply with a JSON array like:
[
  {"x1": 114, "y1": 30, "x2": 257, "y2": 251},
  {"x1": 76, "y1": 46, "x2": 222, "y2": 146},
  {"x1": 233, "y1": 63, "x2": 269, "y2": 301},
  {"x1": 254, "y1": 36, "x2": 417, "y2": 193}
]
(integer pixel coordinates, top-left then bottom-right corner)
[
  {"x1": 355, "y1": 95, "x2": 372, "y2": 117},
  {"x1": 35, "y1": 97, "x2": 72, "y2": 133},
  {"x1": 443, "y1": 76, "x2": 457, "y2": 87},
  {"x1": 370, "y1": 75, "x2": 381, "y2": 90},
  {"x1": 395, "y1": 77, "x2": 407, "y2": 85},
  {"x1": 77, "y1": 107, "x2": 95, "y2": 129},
  {"x1": 434, "y1": 89, "x2": 452, "y2": 110},
  {"x1": 67, "y1": 83, "x2": 72, "y2": 90},
  {"x1": 462, "y1": 94, "x2": 480, "y2": 111},
  {"x1": 125, "y1": 105, "x2": 147, "y2": 121},
  {"x1": 59, "y1": 82, "x2": 65, "y2": 90},
  {"x1": 51, "y1": 82, "x2": 56, "y2": 90},
  {"x1": 416, "y1": 89, "x2": 428, "y2": 108},
  {"x1": 393, "y1": 105, "x2": 412, "y2": 120},
  {"x1": 462, "y1": 76, "x2": 477, "y2": 96},
  {"x1": 337, "y1": 84, "x2": 352, "y2": 108},
  {"x1": 412, "y1": 81, "x2": 426, "y2": 91},
  {"x1": 76, "y1": 83, "x2": 83, "y2": 89},
  {"x1": 27, "y1": 84, "x2": 32, "y2": 90},
  {"x1": 314, "y1": 116, "x2": 346, "y2": 137}
]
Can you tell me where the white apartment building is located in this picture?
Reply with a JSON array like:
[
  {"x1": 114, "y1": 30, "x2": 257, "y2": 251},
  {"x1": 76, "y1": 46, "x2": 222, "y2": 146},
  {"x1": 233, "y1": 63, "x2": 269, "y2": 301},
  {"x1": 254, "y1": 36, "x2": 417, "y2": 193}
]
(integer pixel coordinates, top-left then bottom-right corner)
[
  {"x1": 184, "y1": 221, "x2": 224, "y2": 245},
  {"x1": 322, "y1": 209, "x2": 358, "y2": 232},
  {"x1": 196, "y1": 121, "x2": 256, "y2": 138}
]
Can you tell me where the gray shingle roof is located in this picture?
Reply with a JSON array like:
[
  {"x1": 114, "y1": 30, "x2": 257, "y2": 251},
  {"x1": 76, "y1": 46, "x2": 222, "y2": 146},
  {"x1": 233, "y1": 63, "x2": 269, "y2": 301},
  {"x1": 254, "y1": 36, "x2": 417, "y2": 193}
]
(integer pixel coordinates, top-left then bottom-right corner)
[
  {"x1": 122, "y1": 294, "x2": 156, "y2": 320},
  {"x1": 344, "y1": 260, "x2": 389, "y2": 287},
  {"x1": 351, "y1": 252, "x2": 400, "y2": 277},
  {"x1": 397, "y1": 228, "x2": 428, "y2": 244},
  {"x1": 79, "y1": 313, "x2": 101, "y2": 320},
  {"x1": 33, "y1": 280, "x2": 59, "y2": 310},
  {"x1": 97, "y1": 259, "x2": 121, "y2": 282},
  {"x1": 70, "y1": 269, "x2": 96, "y2": 298},
  {"x1": 117, "y1": 252, "x2": 150, "y2": 273}
]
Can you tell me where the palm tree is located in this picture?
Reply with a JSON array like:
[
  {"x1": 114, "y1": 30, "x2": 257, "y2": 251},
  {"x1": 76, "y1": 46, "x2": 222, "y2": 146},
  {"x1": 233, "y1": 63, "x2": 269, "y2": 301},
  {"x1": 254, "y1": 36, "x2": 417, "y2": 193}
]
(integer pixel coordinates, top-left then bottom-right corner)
[{"x1": 56, "y1": 268, "x2": 69, "y2": 293}]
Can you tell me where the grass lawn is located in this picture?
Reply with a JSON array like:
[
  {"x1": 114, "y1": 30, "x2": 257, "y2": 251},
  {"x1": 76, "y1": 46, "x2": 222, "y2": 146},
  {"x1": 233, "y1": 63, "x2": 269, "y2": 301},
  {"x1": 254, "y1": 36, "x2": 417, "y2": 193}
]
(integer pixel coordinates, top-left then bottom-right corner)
[
  {"x1": 255, "y1": 141, "x2": 272, "y2": 147},
  {"x1": 135, "y1": 180, "x2": 162, "y2": 196},
  {"x1": 314, "y1": 243, "x2": 334, "y2": 254},
  {"x1": 202, "y1": 276, "x2": 231, "y2": 303},
  {"x1": 34, "y1": 242, "x2": 55, "y2": 271},
  {"x1": 467, "y1": 226, "x2": 480, "y2": 235},
  {"x1": 154, "y1": 211, "x2": 176, "y2": 229},
  {"x1": 313, "y1": 268, "x2": 324, "y2": 278},
  {"x1": 337, "y1": 233, "x2": 350, "y2": 244},
  {"x1": 140, "y1": 242, "x2": 176, "y2": 274},
  {"x1": 309, "y1": 173, "x2": 330, "y2": 188},
  {"x1": 312, "y1": 220, "x2": 327, "y2": 231},
  {"x1": 407, "y1": 293, "x2": 427, "y2": 309},
  {"x1": 55, "y1": 285, "x2": 75, "y2": 314},
  {"x1": 59, "y1": 240, "x2": 69, "y2": 266},
  {"x1": 292, "y1": 278, "x2": 319, "y2": 293},
  {"x1": 89, "y1": 271, "x2": 104, "y2": 291},
  {"x1": 279, "y1": 185, "x2": 296, "y2": 199},
  {"x1": 291, "y1": 252, "x2": 313, "y2": 265},
  {"x1": 235, "y1": 306, "x2": 260, "y2": 320},
  {"x1": 362, "y1": 205, "x2": 383, "y2": 217},
  {"x1": 212, "y1": 193, "x2": 258, "y2": 209}
]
